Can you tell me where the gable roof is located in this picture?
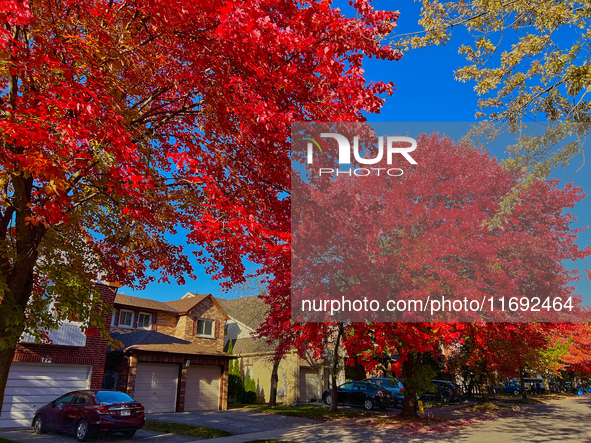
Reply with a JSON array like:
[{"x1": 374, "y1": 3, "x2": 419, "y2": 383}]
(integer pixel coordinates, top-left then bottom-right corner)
[
  {"x1": 115, "y1": 294, "x2": 176, "y2": 313},
  {"x1": 164, "y1": 293, "x2": 210, "y2": 313},
  {"x1": 112, "y1": 330, "x2": 190, "y2": 348},
  {"x1": 167, "y1": 293, "x2": 230, "y2": 319},
  {"x1": 111, "y1": 331, "x2": 232, "y2": 358},
  {"x1": 216, "y1": 296, "x2": 268, "y2": 330},
  {"x1": 224, "y1": 337, "x2": 276, "y2": 355},
  {"x1": 114, "y1": 292, "x2": 229, "y2": 319}
]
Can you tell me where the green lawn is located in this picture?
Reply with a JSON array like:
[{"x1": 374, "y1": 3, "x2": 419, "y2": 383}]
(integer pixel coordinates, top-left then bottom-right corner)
[
  {"x1": 143, "y1": 421, "x2": 233, "y2": 439},
  {"x1": 0, "y1": 438, "x2": 17, "y2": 443}
]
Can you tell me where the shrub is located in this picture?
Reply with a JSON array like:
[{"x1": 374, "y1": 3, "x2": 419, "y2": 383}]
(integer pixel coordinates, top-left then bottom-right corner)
[
  {"x1": 228, "y1": 374, "x2": 245, "y2": 402},
  {"x1": 241, "y1": 390, "x2": 258, "y2": 404}
]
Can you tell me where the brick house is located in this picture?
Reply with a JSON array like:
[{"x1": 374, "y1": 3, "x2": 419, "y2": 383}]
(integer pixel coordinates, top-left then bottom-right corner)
[
  {"x1": 104, "y1": 292, "x2": 233, "y2": 413},
  {"x1": 1, "y1": 282, "x2": 118, "y2": 428}
]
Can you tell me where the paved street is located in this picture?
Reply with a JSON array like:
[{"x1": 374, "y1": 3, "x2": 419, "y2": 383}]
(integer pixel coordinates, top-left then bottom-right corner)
[
  {"x1": 1, "y1": 397, "x2": 590, "y2": 443},
  {"x1": 397, "y1": 396, "x2": 591, "y2": 443},
  {"x1": 205, "y1": 397, "x2": 591, "y2": 443}
]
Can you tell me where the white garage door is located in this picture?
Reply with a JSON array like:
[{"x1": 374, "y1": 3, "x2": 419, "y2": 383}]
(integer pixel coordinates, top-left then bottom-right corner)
[
  {"x1": 299, "y1": 367, "x2": 320, "y2": 402},
  {"x1": 184, "y1": 365, "x2": 220, "y2": 411},
  {"x1": 1, "y1": 363, "x2": 91, "y2": 428},
  {"x1": 134, "y1": 363, "x2": 178, "y2": 413}
]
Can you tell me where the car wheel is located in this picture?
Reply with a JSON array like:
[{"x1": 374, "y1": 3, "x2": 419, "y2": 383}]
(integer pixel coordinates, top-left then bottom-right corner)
[
  {"x1": 122, "y1": 430, "x2": 136, "y2": 439},
  {"x1": 324, "y1": 393, "x2": 333, "y2": 406},
  {"x1": 514, "y1": 389, "x2": 520, "y2": 395},
  {"x1": 389, "y1": 399, "x2": 397, "y2": 409},
  {"x1": 75, "y1": 419, "x2": 89, "y2": 442},
  {"x1": 363, "y1": 399, "x2": 374, "y2": 410},
  {"x1": 33, "y1": 414, "x2": 45, "y2": 434}
]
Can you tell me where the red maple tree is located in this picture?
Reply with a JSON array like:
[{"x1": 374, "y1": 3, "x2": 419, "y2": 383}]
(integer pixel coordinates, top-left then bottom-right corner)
[
  {"x1": 0, "y1": 0, "x2": 401, "y2": 409},
  {"x1": 258, "y1": 132, "x2": 589, "y2": 414}
]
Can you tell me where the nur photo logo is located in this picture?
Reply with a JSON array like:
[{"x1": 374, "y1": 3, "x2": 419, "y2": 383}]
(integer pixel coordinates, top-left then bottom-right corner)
[{"x1": 304, "y1": 131, "x2": 418, "y2": 177}]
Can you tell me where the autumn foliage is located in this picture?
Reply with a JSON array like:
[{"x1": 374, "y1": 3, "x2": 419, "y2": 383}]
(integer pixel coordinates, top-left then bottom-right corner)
[
  {"x1": 259, "y1": 131, "x2": 590, "y2": 413},
  {"x1": 0, "y1": 0, "x2": 401, "y2": 409},
  {"x1": 290, "y1": 132, "x2": 589, "y2": 323}
]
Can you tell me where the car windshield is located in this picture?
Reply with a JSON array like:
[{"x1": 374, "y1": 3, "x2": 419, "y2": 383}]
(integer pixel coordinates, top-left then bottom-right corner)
[
  {"x1": 377, "y1": 380, "x2": 396, "y2": 388},
  {"x1": 96, "y1": 391, "x2": 135, "y2": 403}
]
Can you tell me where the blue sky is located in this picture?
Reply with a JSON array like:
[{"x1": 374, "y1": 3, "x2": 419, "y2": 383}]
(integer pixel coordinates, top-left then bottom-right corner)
[{"x1": 120, "y1": 0, "x2": 591, "y2": 305}]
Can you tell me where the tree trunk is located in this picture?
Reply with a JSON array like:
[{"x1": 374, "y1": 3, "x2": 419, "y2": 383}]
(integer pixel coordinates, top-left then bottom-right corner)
[
  {"x1": 519, "y1": 368, "x2": 527, "y2": 400},
  {"x1": 0, "y1": 344, "x2": 18, "y2": 414},
  {"x1": 330, "y1": 323, "x2": 343, "y2": 413},
  {"x1": 268, "y1": 353, "x2": 281, "y2": 407},
  {"x1": 480, "y1": 380, "x2": 490, "y2": 403},
  {"x1": 479, "y1": 368, "x2": 490, "y2": 404},
  {"x1": 399, "y1": 353, "x2": 421, "y2": 418},
  {"x1": 0, "y1": 171, "x2": 47, "y2": 412}
]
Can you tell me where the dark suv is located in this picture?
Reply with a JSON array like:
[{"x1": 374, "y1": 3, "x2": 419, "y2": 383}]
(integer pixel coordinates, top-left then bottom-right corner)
[{"x1": 322, "y1": 381, "x2": 392, "y2": 410}]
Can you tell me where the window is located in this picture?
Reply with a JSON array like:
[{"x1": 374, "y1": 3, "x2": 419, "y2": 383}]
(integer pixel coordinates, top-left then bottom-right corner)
[
  {"x1": 195, "y1": 319, "x2": 214, "y2": 337},
  {"x1": 137, "y1": 312, "x2": 152, "y2": 330},
  {"x1": 96, "y1": 391, "x2": 134, "y2": 403},
  {"x1": 55, "y1": 393, "x2": 75, "y2": 406},
  {"x1": 73, "y1": 394, "x2": 90, "y2": 405},
  {"x1": 119, "y1": 310, "x2": 134, "y2": 328}
]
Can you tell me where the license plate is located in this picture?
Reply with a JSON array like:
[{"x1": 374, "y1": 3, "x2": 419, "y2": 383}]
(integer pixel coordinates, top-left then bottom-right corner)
[{"x1": 121, "y1": 409, "x2": 131, "y2": 416}]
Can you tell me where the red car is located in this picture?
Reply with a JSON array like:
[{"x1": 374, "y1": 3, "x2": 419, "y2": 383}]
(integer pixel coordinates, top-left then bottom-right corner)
[{"x1": 31, "y1": 390, "x2": 145, "y2": 442}]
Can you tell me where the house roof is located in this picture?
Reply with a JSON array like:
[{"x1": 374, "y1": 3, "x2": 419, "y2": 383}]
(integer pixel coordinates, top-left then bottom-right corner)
[
  {"x1": 127, "y1": 343, "x2": 232, "y2": 357},
  {"x1": 225, "y1": 337, "x2": 277, "y2": 355},
  {"x1": 164, "y1": 293, "x2": 210, "y2": 313},
  {"x1": 216, "y1": 296, "x2": 268, "y2": 330},
  {"x1": 111, "y1": 331, "x2": 233, "y2": 358},
  {"x1": 166, "y1": 293, "x2": 230, "y2": 319},
  {"x1": 115, "y1": 294, "x2": 176, "y2": 313},
  {"x1": 114, "y1": 293, "x2": 229, "y2": 319},
  {"x1": 112, "y1": 330, "x2": 189, "y2": 348}
]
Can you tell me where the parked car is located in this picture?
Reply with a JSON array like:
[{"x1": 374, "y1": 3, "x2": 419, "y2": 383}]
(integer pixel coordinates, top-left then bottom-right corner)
[
  {"x1": 363, "y1": 377, "x2": 405, "y2": 408},
  {"x1": 322, "y1": 381, "x2": 392, "y2": 410},
  {"x1": 32, "y1": 390, "x2": 145, "y2": 442},
  {"x1": 548, "y1": 381, "x2": 559, "y2": 393},
  {"x1": 503, "y1": 383, "x2": 522, "y2": 395}
]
